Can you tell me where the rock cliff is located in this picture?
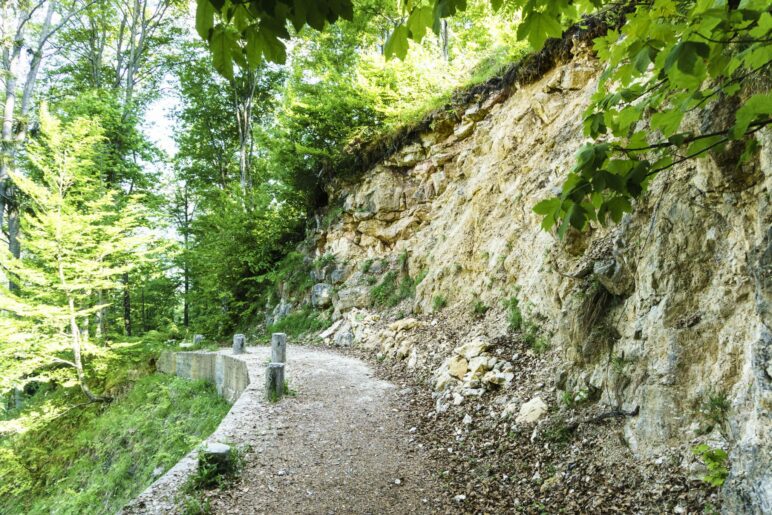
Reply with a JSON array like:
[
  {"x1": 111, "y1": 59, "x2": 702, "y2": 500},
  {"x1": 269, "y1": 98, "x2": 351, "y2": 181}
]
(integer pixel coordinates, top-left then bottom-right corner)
[{"x1": 271, "y1": 41, "x2": 771, "y2": 513}]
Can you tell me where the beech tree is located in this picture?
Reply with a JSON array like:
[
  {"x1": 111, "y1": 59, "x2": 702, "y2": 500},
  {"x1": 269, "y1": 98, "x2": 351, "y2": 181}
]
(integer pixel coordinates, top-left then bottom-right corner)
[{"x1": 0, "y1": 108, "x2": 150, "y2": 401}]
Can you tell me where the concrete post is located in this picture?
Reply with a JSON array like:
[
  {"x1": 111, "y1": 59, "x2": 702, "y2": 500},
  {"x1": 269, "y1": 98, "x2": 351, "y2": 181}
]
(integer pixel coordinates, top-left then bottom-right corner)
[
  {"x1": 271, "y1": 332, "x2": 287, "y2": 363},
  {"x1": 199, "y1": 442, "x2": 233, "y2": 476},
  {"x1": 232, "y1": 333, "x2": 246, "y2": 354},
  {"x1": 265, "y1": 362, "x2": 285, "y2": 401}
]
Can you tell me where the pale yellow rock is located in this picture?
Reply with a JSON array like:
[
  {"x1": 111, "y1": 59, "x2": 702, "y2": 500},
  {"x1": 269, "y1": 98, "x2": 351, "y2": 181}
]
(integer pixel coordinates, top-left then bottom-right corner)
[
  {"x1": 467, "y1": 355, "x2": 490, "y2": 378},
  {"x1": 515, "y1": 397, "x2": 548, "y2": 424},
  {"x1": 448, "y1": 355, "x2": 468, "y2": 379},
  {"x1": 388, "y1": 317, "x2": 419, "y2": 333},
  {"x1": 396, "y1": 340, "x2": 412, "y2": 360},
  {"x1": 455, "y1": 337, "x2": 490, "y2": 360}
]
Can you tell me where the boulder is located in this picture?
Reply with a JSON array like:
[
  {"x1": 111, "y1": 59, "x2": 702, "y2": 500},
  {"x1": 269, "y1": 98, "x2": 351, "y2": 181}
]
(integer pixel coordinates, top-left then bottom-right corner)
[
  {"x1": 468, "y1": 355, "x2": 490, "y2": 378},
  {"x1": 199, "y1": 442, "x2": 233, "y2": 476},
  {"x1": 435, "y1": 371, "x2": 453, "y2": 392},
  {"x1": 388, "y1": 317, "x2": 419, "y2": 333},
  {"x1": 515, "y1": 397, "x2": 548, "y2": 424},
  {"x1": 333, "y1": 327, "x2": 354, "y2": 346},
  {"x1": 448, "y1": 355, "x2": 468, "y2": 379},
  {"x1": 455, "y1": 337, "x2": 490, "y2": 360},
  {"x1": 311, "y1": 283, "x2": 333, "y2": 308},
  {"x1": 335, "y1": 286, "x2": 370, "y2": 312},
  {"x1": 482, "y1": 370, "x2": 514, "y2": 387}
]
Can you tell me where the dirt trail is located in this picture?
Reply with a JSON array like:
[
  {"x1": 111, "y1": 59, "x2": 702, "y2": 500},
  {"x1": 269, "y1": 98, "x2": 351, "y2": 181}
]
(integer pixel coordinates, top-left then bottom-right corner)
[
  {"x1": 128, "y1": 346, "x2": 443, "y2": 514},
  {"x1": 210, "y1": 346, "x2": 441, "y2": 514}
]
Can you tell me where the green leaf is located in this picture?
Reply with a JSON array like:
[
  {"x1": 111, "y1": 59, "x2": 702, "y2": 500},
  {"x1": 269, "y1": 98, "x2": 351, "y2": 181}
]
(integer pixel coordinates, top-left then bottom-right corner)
[
  {"x1": 557, "y1": 202, "x2": 576, "y2": 239},
  {"x1": 195, "y1": 0, "x2": 215, "y2": 40},
  {"x1": 385, "y1": 25, "x2": 409, "y2": 60},
  {"x1": 407, "y1": 7, "x2": 433, "y2": 43},
  {"x1": 210, "y1": 25, "x2": 234, "y2": 80},
  {"x1": 650, "y1": 109, "x2": 684, "y2": 137},
  {"x1": 610, "y1": 196, "x2": 632, "y2": 222},
  {"x1": 517, "y1": 11, "x2": 564, "y2": 50},
  {"x1": 732, "y1": 93, "x2": 772, "y2": 139},
  {"x1": 533, "y1": 197, "x2": 562, "y2": 216},
  {"x1": 664, "y1": 41, "x2": 710, "y2": 74}
]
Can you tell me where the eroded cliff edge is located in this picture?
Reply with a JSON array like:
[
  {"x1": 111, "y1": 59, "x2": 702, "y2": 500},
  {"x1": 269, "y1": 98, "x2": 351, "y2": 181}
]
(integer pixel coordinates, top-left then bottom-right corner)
[{"x1": 268, "y1": 41, "x2": 770, "y2": 512}]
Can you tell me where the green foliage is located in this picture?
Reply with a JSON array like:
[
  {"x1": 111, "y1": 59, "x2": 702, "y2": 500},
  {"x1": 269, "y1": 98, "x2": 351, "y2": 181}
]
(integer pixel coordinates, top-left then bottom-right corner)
[
  {"x1": 370, "y1": 271, "x2": 417, "y2": 308},
  {"x1": 0, "y1": 371, "x2": 229, "y2": 514},
  {"x1": 195, "y1": 0, "x2": 355, "y2": 78},
  {"x1": 283, "y1": 379, "x2": 297, "y2": 397},
  {"x1": 432, "y1": 294, "x2": 447, "y2": 312},
  {"x1": 313, "y1": 253, "x2": 337, "y2": 270},
  {"x1": 361, "y1": 259, "x2": 374, "y2": 273},
  {"x1": 179, "y1": 444, "x2": 245, "y2": 513},
  {"x1": 266, "y1": 307, "x2": 331, "y2": 338},
  {"x1": 698, "y1": 390, "x2": 730, "y2": 434},
  {"x1": 398, "y1": 250, "x2": 409, "y2": 268},
  {"x1": 0, "y1": 109, "x2": 157, "y2": 398},
  {"x1": 692, "y1": 444, "x2": 729, "y2": 487},
  {"x1": 530, "y1": 1, "x2": 772, "y2": 236},
  {"x1": 541, "y1": 417, "x2": 574, "y2": 446},
  {"x1": 506, "y1": 295, "x2": 523, "y2": 332},
  {"x1": 472, "y1": 299, "x2": 489, "y2": 317}
]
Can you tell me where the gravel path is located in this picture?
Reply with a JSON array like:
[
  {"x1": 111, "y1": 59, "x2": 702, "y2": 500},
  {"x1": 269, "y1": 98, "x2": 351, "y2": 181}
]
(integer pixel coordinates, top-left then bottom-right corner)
[{"x1": 125, "y1": 346, "x2": 442, "y2": 514}]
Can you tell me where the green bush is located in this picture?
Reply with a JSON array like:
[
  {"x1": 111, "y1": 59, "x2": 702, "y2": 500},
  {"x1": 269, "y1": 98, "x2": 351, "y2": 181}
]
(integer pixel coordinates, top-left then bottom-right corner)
[{"x1": 692, "y1": 445, "x2": 729, "y2": 487}]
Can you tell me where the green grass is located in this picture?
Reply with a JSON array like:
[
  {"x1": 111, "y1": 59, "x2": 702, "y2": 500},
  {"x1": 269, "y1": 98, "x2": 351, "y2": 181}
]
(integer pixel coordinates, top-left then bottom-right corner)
[
  {"x1": 370, "y1": 271, "x2": 417, "y2": 308},
  {"x1": 432, "y1": 294, "x2": 447, "y2": 312},
  {"x1": 472, "y1": 299, "x2": 489, "y2": 317},
  {"x1": 0, "y1": 373, "x2": 230, "y2": 514},
  {"x1": 266, "y1": 307, "x2": 331, "y2": 337},
  {"x1": 505, "y1": 295, "x2": 523, "y2": 332}
]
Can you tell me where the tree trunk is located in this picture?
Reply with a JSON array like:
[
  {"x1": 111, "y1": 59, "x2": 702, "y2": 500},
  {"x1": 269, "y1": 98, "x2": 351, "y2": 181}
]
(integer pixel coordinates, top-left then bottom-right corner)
[
  {"x1": 59, "y1": 260, "x2": 105, "y2": 402},
  {"x1": 122, "y1": 272, "x2": 131, "y2": 336},
  {"x1": 96, "y1": 290, "x2": 107, "y2": 340},
  {"x1": 7, "y1": 191, "x2": 20, "y2": 292},
  {"x1": 441, "y1": 20, "x2": 450, "y2": 61}
]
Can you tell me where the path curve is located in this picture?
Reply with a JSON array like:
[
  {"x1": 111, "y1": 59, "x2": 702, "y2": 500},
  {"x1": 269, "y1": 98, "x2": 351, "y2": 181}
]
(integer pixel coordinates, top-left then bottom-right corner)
[{"x1": 124, "y1": 346, "x2": 441, "y2": 514}]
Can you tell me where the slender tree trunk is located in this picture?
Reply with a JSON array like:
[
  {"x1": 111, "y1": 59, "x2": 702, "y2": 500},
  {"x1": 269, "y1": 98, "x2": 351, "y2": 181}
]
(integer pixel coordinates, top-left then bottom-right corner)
[
  {"x1": 122, "y1": 272, "x2": 131, "y2": 336},
  {"x1": 182, "y1": 185, "x2": 190, "y2": 327},
  {"x1": 7, "y1": 189, "x2": 20, "y2": 292},
  {"x1": 96, "y1": 289, "x2": 107, "y2": 340},
  {"x1": 441, "y1": 20, "x2": 450, "y2": 61},
  {"x1": 58, "y1": 260, "x2": 105, "y2": 402},
  {"x1": 140, "y1": 287, "x2": 146, "y2": 333}
]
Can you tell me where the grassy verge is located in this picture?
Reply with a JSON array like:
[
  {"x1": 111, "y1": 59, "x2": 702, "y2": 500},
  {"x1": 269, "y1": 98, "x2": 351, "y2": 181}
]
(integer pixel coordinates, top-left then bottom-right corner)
[{"x1": 0, "y1": 340, "x2": 230, "y2": 515}]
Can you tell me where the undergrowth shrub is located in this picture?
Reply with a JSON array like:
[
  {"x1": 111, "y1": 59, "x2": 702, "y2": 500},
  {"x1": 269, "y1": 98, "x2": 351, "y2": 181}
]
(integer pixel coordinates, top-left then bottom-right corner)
[
  {"x1": 692, "y1": 445, "x2": 729, "y2": 487},
  {"x1": 370, "y1": 271, "x2": 417, "y2": 308},
  {"x1": 0, "y1": 373, "x2": 229, "y2": 514},
  {"x1": 266, "y1": 307, "x2": 331, "y2": 337},
  {"x1": 432, "y1": 294, "x2": 447, "y2": 312}
]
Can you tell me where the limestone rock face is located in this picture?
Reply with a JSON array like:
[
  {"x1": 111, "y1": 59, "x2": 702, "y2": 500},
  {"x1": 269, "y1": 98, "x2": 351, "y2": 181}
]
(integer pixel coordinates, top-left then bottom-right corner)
[
  {"x1": 311, "y1": 283, "x2": 333, "y2": 308},
  {"x1": 298, "y1": 52, "x2": 770, "y2": 509}
]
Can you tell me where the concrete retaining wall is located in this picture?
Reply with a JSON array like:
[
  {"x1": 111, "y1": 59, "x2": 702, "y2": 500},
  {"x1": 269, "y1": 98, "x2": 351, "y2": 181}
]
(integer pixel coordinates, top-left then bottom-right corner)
[{"x1": 157, "y1": 351, "x2": 250, "y2": 403}]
